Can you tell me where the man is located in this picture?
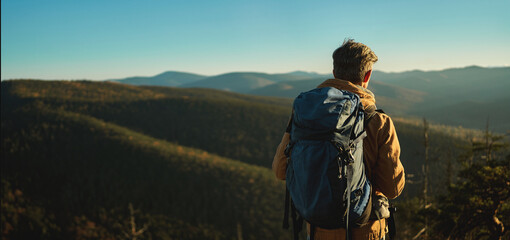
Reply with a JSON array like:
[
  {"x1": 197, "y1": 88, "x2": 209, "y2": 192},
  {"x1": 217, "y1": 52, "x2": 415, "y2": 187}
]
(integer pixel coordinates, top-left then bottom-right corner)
[{"x1": 272, "y1": 39, "x2": 405, "y2": 240}]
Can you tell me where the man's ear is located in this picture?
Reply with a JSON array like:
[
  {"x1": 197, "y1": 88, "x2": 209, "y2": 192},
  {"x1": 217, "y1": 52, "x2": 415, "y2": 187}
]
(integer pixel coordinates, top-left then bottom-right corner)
[
  {"x1": 332, "y1": 70, "x2": 337, "y2": 79},
  {"x1": 363, "y1": 70, "x2": 372, "y2": 83}
]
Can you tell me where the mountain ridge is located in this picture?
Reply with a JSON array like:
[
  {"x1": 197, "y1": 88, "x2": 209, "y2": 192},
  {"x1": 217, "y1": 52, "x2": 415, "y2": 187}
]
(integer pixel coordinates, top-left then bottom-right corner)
[
  {"x1": 107, "y1": 71, "x2": 206, "y2": 87},
  {"x1": 105, "y1": 65, "x2": 508, "y2": 85}
]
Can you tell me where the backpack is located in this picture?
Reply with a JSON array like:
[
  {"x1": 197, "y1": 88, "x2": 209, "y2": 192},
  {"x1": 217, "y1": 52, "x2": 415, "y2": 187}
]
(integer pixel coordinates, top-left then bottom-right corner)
[{"x1": 283, "y1": 87, "x2": 375, "y2": 239}]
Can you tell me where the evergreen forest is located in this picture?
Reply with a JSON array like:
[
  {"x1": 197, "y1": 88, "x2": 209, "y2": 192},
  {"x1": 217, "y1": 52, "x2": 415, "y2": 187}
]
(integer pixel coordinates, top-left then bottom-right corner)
[{"x1": 1, "y1": 80, "x2": 509, "y2": 239}]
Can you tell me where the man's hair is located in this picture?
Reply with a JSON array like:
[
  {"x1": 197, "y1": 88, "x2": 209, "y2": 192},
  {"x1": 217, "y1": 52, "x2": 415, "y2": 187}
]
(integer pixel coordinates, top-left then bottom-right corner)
[{"x1": 332, "y1": 39, "x2": 378, "y2": 83}]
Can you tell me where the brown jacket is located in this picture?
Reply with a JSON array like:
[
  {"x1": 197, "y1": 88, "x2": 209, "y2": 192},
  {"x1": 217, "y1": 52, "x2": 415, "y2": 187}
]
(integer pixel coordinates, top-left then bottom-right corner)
[{"x1": 272, "y1": 79, "x2": 405, "y2": 240}]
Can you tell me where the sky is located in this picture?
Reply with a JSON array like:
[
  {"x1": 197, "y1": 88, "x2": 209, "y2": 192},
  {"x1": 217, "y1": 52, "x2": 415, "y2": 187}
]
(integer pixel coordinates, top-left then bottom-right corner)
[{"x1": 1, "y1": 0, "x2": 509, "y2": 80}]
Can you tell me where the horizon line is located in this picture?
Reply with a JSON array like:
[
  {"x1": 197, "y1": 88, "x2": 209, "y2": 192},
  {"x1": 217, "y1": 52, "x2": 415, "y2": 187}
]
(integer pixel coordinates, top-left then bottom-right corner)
[{"x1": 1, "y1": 64, "x2": 509, "y2": 82}]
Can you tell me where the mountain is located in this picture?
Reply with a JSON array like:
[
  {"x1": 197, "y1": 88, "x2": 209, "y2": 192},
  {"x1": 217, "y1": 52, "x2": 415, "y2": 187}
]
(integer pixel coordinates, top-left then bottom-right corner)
[
  {"x1": 1, "y1": 102, "x2": 288, "y2": 239},
  {"x1": 283, "y1": 71, "x2": 331, "y2": 79},
  {"x1": 1, "y1": 80, "x2": 293, "y2": 168},
  {"x1": 248, "y1": 78, "x2": 426, "y2": 116},
  {"x1": 2, "y1": 79, "x2": 479, "y2": 188},
  {"x1": 248, "y1": 77, "x2": 324, "y2": 98},
  {"x1": 368, "y1": 80, "x2": 427, "y2": 115},
  {"x1": 182, "y1": 72, "x2": 274, "y2": 92},
  {"x1": 109, "y1": 71, "x2": 328, "y2": 91},
  {"x1": 418, "y1": 96, "x2": 510, "y2": 132},
  {"x1": 250, "y1": 66, "x2": 510, "y2": 131},
  {"x1": 1, "y1": 81, "x2": 290, "y2": 239},
  {"x1": 181, "y1": 72, "x2": 322, "y2": 93},
  {"x1": 102, "y1": 66, "x2": 510, "y2": 131},
  {"x1": 108, "y1": 71, "x2": 206, "y2": 87},
  {"x1": 373, "y1": 66, "x2": 510, "y2": 103},
  {"x1": 1, "y1": 80, "x2": 492, "y2": 239},
  {"x1": 371, "y1": 67, "x2": 510, "y2": 130}
]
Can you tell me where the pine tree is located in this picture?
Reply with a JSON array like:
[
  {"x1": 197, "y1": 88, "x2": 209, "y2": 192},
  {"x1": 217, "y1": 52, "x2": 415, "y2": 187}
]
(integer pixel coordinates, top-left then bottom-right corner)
[{"x1": 430, "y1": 128, "x2": 510, "y2": 240}]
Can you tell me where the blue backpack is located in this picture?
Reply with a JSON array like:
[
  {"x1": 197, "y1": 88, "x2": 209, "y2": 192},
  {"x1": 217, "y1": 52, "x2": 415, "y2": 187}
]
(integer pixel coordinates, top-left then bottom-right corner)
[{"x1": 283, "y1": 87, "x2": 374, "y2": 239}]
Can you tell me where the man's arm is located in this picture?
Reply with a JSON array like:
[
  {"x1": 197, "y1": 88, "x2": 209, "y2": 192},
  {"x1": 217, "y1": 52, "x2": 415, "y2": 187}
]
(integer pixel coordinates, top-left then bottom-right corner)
[
  {"x1": 272, "y1": 132, "x2": 290, "y2": 180},
  {"x1": 373, "y1": 115, "x2": 405, "y2": 199}
]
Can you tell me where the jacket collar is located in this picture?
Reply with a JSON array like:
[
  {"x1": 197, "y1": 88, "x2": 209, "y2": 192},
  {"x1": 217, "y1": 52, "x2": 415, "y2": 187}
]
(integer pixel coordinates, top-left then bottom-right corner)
[{"x1": 317, "y1": 79, "x2": 376, "y2": 109}]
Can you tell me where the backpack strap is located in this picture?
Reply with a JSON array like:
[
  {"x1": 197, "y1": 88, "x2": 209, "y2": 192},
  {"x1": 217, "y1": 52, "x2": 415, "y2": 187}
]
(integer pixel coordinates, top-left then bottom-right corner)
[
  {"x1": 310, "y1": 224, "x2": 316, "y2": 240},
  {"x1": 388, "y1": 206, "x2": 397, "y2": 240},
  {"x1": 283, "y1": 188, "x2": 290, "y2": 229},
  {"x1": 286, "y1": 110, "x2": 294, "y2": 133},
  {"x1": 364, "y1": 105, "x2": 384, "y2": 125},
  {"x1": 364, "y1": 105, "x2": 377, "y2": 121},
  {"x1": 284, "y1": 112, "x2": 294, "y2": 157},
  {"x1": 284, "y1": 111, "x2": 303, "y2": 240},
  {"x1": 291, "y1": 201, "x2": 303, "y2": 240}
]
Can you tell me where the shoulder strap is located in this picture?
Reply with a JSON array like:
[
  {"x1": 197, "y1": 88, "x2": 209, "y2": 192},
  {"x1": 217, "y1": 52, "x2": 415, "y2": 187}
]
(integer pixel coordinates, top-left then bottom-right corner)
[
  {"x1": 364, "y1": 105, "x2": 377, "y2": 120},
  {"x1": 285, "y1": 109, "x2": 294, "y2": 133},
  {"x1": 388, "y1": 206, "x2": 396, "y2": 240},
  {"x1": 286, "y1": 115, "x2": 293, "y2": 133},
  {"x1": 364, "y1": 105, "x2": 384, "y2": 125}
]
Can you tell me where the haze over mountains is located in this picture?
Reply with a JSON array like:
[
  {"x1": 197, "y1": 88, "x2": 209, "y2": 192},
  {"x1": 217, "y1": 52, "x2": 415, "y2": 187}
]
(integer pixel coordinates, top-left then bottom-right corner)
[
  {"x1": 109, "y1": 66, "x2": 510, "y2": 132},
  {"x1": 108, "y1": 71, "x2": 206, "y2": 87}
]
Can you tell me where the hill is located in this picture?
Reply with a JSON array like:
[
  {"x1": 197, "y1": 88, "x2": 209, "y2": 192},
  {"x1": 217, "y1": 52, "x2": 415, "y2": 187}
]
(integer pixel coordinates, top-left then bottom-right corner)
[
  {"x1": 375, "y1": 67, "x2": 510, "y2": 131},
  {"x1": 248, "y1": 77, "x2": 323, "y2": 98},
  {"x1": 181, "y1": 72, "x2": 321, "y2": 93},
  {"x1": 108, "y1": 71, "x2": 206, "y2": 87},
  {"x1": 249, "y1": 66, "x2": 510, "y2": 131},
  {"x1": 284, "y1": 71, "x2": 330, "y2": 79},
  {"x1": 2, "y1": 80, "x2": 490, "y2": 238},
  {"x1": 105, "y1": 67, "x2": 510, "y2": 131},
  {"x1": 2, "y1": 80, "x2": 480, "y2": 191},
  {"x1": 373, "y1": 66, "x2": 510, "y2": 106},
  {"x1": 1, "y1": 80, "x2": 293, "y2": 168},
  {"x1": 417, "y1": 96, "x2": 510, "y2": 132},
  {"x1": 1, "y1": 95, "x2": 289, "y2": 239},
  {"x1": 110, "y1": 67, "x2": 510, "y2": 131},
  {"x1": 249, "y1": 78, "x2": 426, "y2": 116}
]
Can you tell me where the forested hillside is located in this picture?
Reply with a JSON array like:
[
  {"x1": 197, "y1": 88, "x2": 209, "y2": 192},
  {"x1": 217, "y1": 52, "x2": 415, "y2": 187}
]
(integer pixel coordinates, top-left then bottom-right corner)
[
  {"x1": 2, "y1": 80, "x2": 476, "y2": 182},
  {"x1": 1, "y1": 80, "x2": 292, "y2": 168},
  {"x1": 1, "y1": 90, "x2": 289, "y2": 239},
  {"x1": 2, "y1": 80, "x2": 508, "y2": 239}
]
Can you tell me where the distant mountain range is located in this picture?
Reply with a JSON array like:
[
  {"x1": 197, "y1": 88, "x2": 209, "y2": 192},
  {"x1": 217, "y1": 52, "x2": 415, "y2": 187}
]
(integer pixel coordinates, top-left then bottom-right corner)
[
  {"x1": 106, "y1": 66, "x2": 510, "y2": 132},
  {"x1": 108, "y1": 70, "x2": 331, "y2": 90},
  {"x1": 108, "y1": 71, "x2": 206, "y2": 87}
]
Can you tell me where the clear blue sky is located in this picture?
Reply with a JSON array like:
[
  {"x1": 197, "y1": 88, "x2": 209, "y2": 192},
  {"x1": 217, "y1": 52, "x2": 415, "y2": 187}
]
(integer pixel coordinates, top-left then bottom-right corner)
[{"x1": 2, "y1": 0, "x2": 509, "y2": 80}]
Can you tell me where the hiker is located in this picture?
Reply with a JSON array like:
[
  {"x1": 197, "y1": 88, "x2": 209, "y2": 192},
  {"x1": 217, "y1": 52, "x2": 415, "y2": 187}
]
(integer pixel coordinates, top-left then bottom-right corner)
[{"x1": 272, "y1": 39, "x2": 405, "y2": 240}]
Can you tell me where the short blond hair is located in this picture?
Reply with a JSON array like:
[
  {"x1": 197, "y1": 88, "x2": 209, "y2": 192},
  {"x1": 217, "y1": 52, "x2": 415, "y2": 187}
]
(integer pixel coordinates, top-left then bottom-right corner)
[{"x1": 332, "y1": 39, "x2": 378, "y2": 83}]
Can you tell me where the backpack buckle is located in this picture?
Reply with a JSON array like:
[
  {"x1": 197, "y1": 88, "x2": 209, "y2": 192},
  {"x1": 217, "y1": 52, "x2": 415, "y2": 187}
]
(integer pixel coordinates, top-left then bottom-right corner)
[
  {"x1": 336, "y1": 148, "x2": 354, "y2": 166},
  {"x1": 284, "y1": 142, "x2": 294, "y2": 157},
  {"x1": 345, "y1": 148, "x2": 355, "y2": 165},
  {"x1": 337, "y1": 156, "x2": 344, "y2": 179}
]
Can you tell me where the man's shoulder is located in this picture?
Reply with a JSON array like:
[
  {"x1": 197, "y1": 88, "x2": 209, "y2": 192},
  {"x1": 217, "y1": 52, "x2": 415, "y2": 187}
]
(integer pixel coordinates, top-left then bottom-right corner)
[
  {"x1": 367, "y1": 110, "x2": 396, "y2": 135},
  {"x1": 367, "y1": 108, "x2": 390, "y2": 122},
  {"x1": 374, "y1": 110, "x2": 391, "y2": 122}
]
